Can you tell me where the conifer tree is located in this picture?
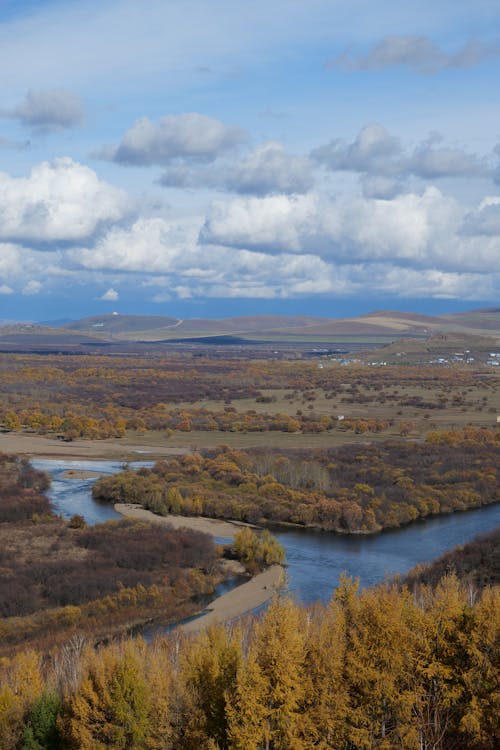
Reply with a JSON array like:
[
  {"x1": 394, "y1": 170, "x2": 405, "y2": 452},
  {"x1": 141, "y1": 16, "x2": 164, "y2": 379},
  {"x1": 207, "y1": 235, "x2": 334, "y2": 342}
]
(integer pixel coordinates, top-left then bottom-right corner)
[
  {"x1": 299, "y1": 599, "x2": 349, "y2": 749},
  {"x1": 179, "y1": 625, "x2": 241, "y2": 749},
  {"x1": 227, "y1": 597, "x2": 307, "y2": 750}
]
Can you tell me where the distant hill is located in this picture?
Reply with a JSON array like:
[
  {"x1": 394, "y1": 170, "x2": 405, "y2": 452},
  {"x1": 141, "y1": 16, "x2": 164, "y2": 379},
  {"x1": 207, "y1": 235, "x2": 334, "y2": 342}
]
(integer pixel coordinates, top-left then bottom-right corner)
[
  {"x1": 0, "y1": 308, "x2": 499, "y2": 353},
  {"x1": 63, "y1": 314, "x2": 180, "y2": 337}
]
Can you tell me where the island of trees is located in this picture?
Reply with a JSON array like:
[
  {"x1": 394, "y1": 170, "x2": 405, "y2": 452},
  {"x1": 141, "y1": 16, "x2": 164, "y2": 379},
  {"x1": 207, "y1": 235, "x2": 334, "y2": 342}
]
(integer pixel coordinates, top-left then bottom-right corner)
[{"x1": 92, "y1": 428, "x2": 500, "y2": 534}]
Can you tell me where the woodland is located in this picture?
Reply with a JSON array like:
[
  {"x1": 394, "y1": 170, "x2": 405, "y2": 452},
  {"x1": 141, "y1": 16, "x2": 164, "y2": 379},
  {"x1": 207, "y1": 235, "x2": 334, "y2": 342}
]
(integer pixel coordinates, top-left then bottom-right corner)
[
  {"x1": 92, "y1": 428, "x2": 500, "y2": 533},
  {"x1": 0, "y1": 571, "x2": 498, "y2": 750},
  {"x1": 0, "y1": 352, "x2": 499, "y2": 442}
]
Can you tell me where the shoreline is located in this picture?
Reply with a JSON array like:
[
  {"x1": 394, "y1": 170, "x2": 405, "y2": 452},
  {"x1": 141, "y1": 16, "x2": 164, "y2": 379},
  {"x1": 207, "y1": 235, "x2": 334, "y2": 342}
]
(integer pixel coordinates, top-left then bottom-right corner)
[
  {"x1": 179, "y1": 564, "x2": 285, "y2": 634},
  {"x1": 114, "y1": 502, "x2": 256, "y2": 538},
  {"x1": 114, "y1": 503, "x2": 285, "y2": 632},
  {"x1": 0, "y1": 431, "x2": 190, "y2": 461}
]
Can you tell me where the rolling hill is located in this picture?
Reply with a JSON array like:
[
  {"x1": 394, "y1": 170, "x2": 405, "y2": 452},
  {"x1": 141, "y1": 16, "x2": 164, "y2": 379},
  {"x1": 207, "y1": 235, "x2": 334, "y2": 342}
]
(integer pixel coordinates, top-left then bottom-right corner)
[{"x1": 0, "y1": 308, "x2": 499, "y2": 353}]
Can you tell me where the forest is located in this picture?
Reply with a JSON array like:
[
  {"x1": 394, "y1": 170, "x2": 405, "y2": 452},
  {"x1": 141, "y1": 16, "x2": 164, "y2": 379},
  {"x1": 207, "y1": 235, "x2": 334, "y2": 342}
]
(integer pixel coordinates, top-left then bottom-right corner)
[
  {"x1": 92, "y1": 428, "x2": 500, "y2": 533},
  {"x1": 0, "y1": 573, "x2": 498, "y2": 750},
  {"x1": 1, "y1": 454, "x2": 498, "y2": 748}
]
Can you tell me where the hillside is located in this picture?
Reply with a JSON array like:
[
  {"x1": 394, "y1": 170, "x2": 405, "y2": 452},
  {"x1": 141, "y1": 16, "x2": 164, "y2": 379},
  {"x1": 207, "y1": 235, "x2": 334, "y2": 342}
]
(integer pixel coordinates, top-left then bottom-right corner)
[{"x1": 1, "y1": 308, "x2": 499, "y2": 352}]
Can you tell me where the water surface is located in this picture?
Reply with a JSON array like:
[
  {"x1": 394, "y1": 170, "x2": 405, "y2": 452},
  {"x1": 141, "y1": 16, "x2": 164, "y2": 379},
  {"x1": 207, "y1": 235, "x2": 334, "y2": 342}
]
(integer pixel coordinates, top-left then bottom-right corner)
[{"x1": 34, "y1": 459, "x2": 500, "y2": 603}]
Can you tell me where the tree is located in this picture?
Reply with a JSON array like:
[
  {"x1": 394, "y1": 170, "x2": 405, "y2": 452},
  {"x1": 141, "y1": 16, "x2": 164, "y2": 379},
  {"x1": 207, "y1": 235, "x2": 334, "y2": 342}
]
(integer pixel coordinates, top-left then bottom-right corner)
[
  {"x1": 180, "y1": 625, "x2": 241, "y2": 749},
  {"x1": 227, "y1": 597, "x2": 307, "y2": 750},
  {"x1": 61, "y1": 641, "x2": 151, "y2": 750},
  {"x1": 22, "y1": 692, "x2": 61, "y2": 750}
]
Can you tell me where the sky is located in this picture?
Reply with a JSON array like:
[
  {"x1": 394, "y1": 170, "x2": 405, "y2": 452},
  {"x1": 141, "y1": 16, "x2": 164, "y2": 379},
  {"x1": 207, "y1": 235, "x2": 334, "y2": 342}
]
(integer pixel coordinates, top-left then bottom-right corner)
[{"x1": 0, "y1": 0, "x2": 499, "y2": 322}]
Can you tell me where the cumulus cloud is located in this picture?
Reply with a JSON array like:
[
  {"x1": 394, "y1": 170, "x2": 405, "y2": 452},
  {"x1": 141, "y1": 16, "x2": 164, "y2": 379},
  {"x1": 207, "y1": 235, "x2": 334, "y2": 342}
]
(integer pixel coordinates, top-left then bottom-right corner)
[
  {"x1": 333, "y1": 35, "x2": 500, "y2": 75},
  {"x1": 159, "y1": 141, "x2": 314, "y2": 195},
  {"x1": 0, "y1": 158, "x2": 130, "y2": 244},
  {"x1": 22, "y1": 280, "x2": 42, "y2": 295},
  {"x1": 2, "y1": 89, "x2": 83, "y2": 131},
  {"x1": 409, "y1": 135, "x2": 485, "y2": 179},
  {"x1": 3, "y1": 156, "x2": 500, "y2": 304},
  {"x1": 101, "y1": 113, "x2": 246, "y2": 166},
  {"x1": 73, "y1": 217, "x2": 198, "y2": 273},
  {"x1": 0, "y1": 284, "x2": 13, "y2": 295},
  {"x1": 312, "y1": 124, "x2": 402, "y2": 177},
  {"x1": 224, "y1": 142, "x2": 313, "y2": 195},
  {"x1": 200, "y1": 187, "x2": 500, "y2": 275},
  {"x1": 312, "y1": 124, "x2": 488, "y2": 183},
  {"x1": 200, "y1": 193, "x2": 324, "y2": 252},
  {"x1": 461, "y1": 196, "x2": 500, "y2": 235},
  {"x1": 100, "y1": 287, "x2": 119, "y2": 301}
]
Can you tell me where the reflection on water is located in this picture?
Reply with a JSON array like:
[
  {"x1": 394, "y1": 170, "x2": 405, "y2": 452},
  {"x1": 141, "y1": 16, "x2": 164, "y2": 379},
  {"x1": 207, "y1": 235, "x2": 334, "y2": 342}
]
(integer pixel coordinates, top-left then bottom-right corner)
[{"x1": 34, "y1": 459, "x2": 500, "y2": 604}]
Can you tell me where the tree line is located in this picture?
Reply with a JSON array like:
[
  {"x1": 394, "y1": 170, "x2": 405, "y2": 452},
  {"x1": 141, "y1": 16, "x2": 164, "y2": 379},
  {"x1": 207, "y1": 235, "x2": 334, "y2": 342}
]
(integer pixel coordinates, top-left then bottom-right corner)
[
  {"x1": 0, "y1": 573, "x2": 498, "y2": 749},
  {"x1": 92, "y1": 428, "x2": 500, "y2": 533}
]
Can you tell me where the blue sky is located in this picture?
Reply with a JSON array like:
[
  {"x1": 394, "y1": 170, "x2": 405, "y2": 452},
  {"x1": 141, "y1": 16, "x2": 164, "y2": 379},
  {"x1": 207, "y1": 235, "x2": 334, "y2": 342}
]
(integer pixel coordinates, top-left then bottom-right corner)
[{"x1": 0, "y1": 0, "x2": 499, "y2": 321}]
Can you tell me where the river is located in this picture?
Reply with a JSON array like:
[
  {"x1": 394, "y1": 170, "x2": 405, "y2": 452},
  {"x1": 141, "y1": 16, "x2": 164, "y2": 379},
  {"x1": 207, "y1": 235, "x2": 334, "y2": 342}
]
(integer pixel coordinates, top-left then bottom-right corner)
[{"x1": 32, "y1": 458, "x2": 500, "y2": 605}]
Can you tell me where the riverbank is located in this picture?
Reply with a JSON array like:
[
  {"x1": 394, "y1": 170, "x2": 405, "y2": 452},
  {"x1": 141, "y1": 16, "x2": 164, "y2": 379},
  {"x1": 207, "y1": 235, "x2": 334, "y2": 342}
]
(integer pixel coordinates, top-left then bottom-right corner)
[
  {"x1": 180, "y1": 564, "x2": 285, "y2": 634},
  {"x1": 114, "y1": 502, "x2": 255, "y2": 538},
  {"x1": 114, "y1": 503, "x2": 286, "y2": 632}
]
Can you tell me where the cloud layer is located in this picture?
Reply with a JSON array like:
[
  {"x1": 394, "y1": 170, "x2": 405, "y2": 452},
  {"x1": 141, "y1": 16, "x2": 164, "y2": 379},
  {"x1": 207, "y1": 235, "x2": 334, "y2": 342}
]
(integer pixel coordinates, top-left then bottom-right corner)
[{"x1": 1, "y1": 151, "x2": 499, "y2": 305}]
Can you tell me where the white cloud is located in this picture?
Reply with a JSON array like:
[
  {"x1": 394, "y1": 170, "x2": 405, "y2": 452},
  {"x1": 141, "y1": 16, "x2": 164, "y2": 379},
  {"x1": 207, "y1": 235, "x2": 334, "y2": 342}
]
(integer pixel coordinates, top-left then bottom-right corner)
[
  {"x1": 0, "y1": 243, "x2": 24, "y2": 277},
  {"x1": 0, "y1": 158, "x2": 130, "y2": 244},
  {"x1": 102, "y1": 113, "x2": 246, "y2": 166},
  {"x1": 22, "y1": 280, "x2": 42, "y2": 295},
  {"x1": 2, "y1": 89, "x2": 83, "y2": 131},
  {"x1": 0, "y1": 284, "x2": 14, "y2": 295},
  {"x1": 313, "y1": 124, "x2": 490, "y2": 183},
  {"x1": 73, "y1": 216, "x2": 198, "y2": 272},
  {"x1": 200, "y1": 193, "x2": 321, "y2": 252},
  {"x1": 159, "y1": 141, "x2": 314, "y2": 195},
  {"x1": 100, "y1": 287, "x2": 119, "y2": 301},
  {"x1": 200, "y1": 187, "x2": 500, "y2": 274}
]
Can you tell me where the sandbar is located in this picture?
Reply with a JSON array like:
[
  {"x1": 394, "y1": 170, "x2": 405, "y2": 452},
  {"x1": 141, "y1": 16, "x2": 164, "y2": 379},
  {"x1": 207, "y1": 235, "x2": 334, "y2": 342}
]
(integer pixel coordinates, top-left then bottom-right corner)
[
  {"x1": 115, "y1": 502, "x2": 250, "y2": 538},
  {"x1": 115, "y1": 503, "x2": 285, "y2": 632},
  {"x1": 60, "y1": 469, "x2": 103, "y2": 480},
  {"x1": 180, "y1": 564, "x2": 285, "y2": 634}
]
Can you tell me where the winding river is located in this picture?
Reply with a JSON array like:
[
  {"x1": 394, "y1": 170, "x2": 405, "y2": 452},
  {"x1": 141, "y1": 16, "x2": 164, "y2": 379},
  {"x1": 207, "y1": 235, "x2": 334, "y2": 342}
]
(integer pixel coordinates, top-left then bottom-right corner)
[{"x1": 32, "y1": 458, "x2": 500, "y2": 605}]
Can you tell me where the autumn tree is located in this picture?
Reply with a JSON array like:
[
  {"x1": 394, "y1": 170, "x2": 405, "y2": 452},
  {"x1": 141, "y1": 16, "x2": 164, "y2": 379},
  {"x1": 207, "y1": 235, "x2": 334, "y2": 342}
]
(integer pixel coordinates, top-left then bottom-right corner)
[{"x1": 227, "y1": 597, "x2": 307, "y2": 750}]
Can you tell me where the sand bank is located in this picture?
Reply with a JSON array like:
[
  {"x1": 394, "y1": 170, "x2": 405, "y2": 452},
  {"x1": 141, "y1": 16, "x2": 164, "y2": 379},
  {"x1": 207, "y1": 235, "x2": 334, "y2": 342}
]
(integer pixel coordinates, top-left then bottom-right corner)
[
  {"x1": 180, "y1": 564, "x2": 285, "y2": 634},
  {"x1": 115, "y1": 504, "x2": 285, "y2": 632},
  {"x1": 60, "y1": 469, "x2": 104, "y2": 480},
  {"x1": 115, "y1": 502, "x2": 249, "y2": 539}
]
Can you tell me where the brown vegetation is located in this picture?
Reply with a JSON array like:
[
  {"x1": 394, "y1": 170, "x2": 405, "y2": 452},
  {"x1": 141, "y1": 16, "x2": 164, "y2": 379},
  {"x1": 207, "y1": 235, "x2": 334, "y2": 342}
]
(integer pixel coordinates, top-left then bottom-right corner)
[
  {"x1": 0, "y1": 453, "x2": 222, "y2": 653},
  {"x1": 404, "y1": 527, "x2": 500, "y2": 590},
  {"x1": 92, "y1": 428, "x2": 500, "y2": 533}
]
